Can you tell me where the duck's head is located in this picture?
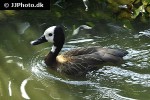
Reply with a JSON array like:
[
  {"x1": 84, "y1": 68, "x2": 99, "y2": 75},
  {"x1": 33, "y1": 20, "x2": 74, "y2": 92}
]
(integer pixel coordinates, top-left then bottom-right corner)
[{"x1": 31, "y1": 26, "x2": 65, "y2": 53}]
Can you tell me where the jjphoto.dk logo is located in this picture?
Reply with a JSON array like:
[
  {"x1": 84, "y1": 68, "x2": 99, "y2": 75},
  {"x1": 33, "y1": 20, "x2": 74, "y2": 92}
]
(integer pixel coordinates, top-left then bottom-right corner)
[
  {"x1": 4, "y1": 2, "x2": 43, "y2": 8},
  {"x1": 0, "y1": 0, "x2": 50, "y2": 10}
]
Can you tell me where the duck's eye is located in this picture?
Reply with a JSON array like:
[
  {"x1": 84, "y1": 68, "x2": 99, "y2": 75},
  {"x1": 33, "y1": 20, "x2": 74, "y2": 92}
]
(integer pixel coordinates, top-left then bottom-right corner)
[{"x1": 48, "y1": 33, "x2": 52, "y2": 36}]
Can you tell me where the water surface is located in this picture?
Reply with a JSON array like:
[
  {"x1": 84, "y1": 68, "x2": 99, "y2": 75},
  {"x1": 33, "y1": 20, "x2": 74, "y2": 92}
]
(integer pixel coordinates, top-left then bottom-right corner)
[{"x1": 0, "y1": 12, "x2": 150, "y2": 100}]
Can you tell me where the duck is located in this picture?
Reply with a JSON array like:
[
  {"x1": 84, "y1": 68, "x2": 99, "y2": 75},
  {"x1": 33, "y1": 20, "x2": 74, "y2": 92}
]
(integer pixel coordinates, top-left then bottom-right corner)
[{"x1": 30, "y1": 25, "x2": 128, "y2": 76}]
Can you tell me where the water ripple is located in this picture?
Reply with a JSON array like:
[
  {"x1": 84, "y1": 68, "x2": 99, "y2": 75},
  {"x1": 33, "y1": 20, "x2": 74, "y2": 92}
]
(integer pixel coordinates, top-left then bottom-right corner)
[
  {"x1": 20, "y1": 77, "x2": 32, "y2": 100},
  {"x1": 98, "y1": 66, "x2": 150, "y2": 87},
  {"x1": 67, "y1": 38, "x2": 93, "y2": 44},
  {"x1": 4, "y1": 56, "x2": 24, "y2": 70},
  {"x1": 8, "y1": 81, "x2": 12, "y2": 96}
]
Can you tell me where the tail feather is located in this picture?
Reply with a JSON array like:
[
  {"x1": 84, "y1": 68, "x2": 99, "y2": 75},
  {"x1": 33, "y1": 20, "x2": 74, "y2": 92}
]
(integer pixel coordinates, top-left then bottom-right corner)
[
  {"x1": 107, "y1": 49, "x2": 128, "y2": 57},
  {"x1": 101, "y1": 49, "x2": 128, "y2": 63}
]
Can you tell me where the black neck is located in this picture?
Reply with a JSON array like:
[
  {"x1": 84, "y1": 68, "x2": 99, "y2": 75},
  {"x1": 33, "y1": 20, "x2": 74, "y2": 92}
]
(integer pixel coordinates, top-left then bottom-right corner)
[
  {"x1": 45, "y1": 43, "x2": 64, "y2": 67},
  {"x1": 53, "y1": 44, "x2": 63, "y2": 59}
]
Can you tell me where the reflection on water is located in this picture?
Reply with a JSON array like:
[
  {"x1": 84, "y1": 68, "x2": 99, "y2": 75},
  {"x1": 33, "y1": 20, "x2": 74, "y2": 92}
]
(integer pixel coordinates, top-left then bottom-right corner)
[
  {"x1": 139, "y1": 29, "x2": 150, "y2": 37},
  {"x1": 8, "y1": 81, "x2": 12, "y2": 96},
  {"x1": 67, "y1": 38, "x2": 93, "y2": 44},
  {"x1": 5, "y1": 56, "x2": 24, "y2": 70},
  {"x1": 126, "y1": 49, "x2": 150, "y2": 69},
  {"x1": 72, "y1": 25, "x2": 92, "y2": 35},
  {"x1": 0, "y1": 20, "x2": 150, "y2": 100},
  {"x1": 20, "y1": 77, "x2": 31, "y2": 99},
  {"x1": 18, "y1": 22, "x2": 30, "y2": 35},
  {"x1": 97, "y1": 66, "x2": 150, "y2": 87}
]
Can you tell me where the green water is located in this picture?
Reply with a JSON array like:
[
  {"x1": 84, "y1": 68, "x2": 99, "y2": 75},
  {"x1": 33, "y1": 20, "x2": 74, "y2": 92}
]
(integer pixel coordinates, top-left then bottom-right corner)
[{"x1": 0, "y1": 6, "x2": 150, "y2": 100}]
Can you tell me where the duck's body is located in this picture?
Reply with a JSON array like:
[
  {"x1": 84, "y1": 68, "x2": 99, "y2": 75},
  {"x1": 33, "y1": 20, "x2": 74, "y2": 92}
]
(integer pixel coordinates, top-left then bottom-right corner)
[{"x1": 31, "y1": 26, "x2": 128, "y2": 76}]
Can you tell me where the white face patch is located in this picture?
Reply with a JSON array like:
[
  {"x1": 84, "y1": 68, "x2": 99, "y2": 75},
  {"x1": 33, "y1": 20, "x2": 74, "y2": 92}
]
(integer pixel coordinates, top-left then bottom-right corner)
[
  {"x1": 51, "y1": 45, "x2": 57, "y2": 53},
  {"x1": 44, "y1": 26, "x2": 56, "y2": 43}
]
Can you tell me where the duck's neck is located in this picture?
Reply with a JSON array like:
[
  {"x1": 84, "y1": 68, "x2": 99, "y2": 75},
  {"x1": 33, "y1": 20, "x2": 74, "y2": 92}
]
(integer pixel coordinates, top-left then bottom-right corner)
[{"x1": 45, "y1": 44, "x2": 63, "y2": 67}]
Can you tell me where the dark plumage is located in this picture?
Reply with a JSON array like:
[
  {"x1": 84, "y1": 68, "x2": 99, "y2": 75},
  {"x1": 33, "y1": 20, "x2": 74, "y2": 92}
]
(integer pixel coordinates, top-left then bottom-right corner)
[{"x1": 31, "y1": 26, "x2": 128, "y2": 76}]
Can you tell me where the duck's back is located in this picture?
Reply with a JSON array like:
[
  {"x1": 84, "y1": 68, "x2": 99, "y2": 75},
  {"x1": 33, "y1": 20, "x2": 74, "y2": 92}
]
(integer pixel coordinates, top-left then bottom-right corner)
[{"x1": 58, "y1": 46, "x2": 128, "y2": 75}]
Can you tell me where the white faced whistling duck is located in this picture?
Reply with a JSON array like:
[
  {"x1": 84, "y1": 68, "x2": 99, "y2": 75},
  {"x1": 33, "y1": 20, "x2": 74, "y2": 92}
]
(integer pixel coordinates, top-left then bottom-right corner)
[{"x1": 31, "y1": 26, "x2": 128, "y2": 76}]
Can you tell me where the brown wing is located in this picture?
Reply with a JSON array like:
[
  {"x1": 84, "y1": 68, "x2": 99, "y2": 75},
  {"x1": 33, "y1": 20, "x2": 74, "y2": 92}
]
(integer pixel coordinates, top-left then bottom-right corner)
[
  {"x1": 59, "y1": 47, "x2": 128, "y2": 75},
  {"x1": 63, "y1": 46, "x2": 128, "y2": 58},
  {"x1": 63, "y1": 46, "x2": 101, "y2": 56}
]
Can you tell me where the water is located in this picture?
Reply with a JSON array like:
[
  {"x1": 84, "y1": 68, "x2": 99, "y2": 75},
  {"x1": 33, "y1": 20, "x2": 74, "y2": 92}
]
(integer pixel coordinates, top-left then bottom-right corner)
[{"x1": 0, "y1": 14, "x2": 150, "y2": 100}]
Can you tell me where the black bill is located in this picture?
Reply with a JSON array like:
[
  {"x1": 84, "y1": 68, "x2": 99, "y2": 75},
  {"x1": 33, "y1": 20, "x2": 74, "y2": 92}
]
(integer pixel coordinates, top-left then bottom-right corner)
[{"x1": 30, "y1": 35, "x2": 47, "y2": 45}]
